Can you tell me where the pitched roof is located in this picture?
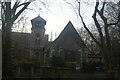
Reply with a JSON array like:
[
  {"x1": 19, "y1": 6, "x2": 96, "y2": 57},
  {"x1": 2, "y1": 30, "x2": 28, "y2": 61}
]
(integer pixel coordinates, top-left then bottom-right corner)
[
  {"x1": 31, "y1": 16, "x2": 46, "y2": 22},
  {"x1": 52, "y1": 21, "x2": 87, "y2": 49}
]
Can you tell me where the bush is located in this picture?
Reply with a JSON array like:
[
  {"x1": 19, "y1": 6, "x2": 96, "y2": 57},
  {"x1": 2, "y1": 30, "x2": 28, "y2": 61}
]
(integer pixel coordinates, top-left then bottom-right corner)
[
  {"x1": 50, "y1": 56, "x2": 66, "y2": 67},
  {"x1": 82, "y1": 62, "x2": 96, "y2": 73}
]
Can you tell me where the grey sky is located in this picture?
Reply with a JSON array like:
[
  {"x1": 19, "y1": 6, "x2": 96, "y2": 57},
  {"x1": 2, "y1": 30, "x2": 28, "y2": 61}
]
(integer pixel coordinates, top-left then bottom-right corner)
[
  {"x1": 18, "y1": 0, "x2": 95, "y2": 40},
  {"x1": 0, "y1": 0, "x2": 103, "y2": 40}
]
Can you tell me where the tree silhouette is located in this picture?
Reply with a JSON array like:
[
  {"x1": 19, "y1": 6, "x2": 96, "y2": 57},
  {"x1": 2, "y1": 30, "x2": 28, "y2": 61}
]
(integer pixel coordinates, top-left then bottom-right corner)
[
  {"x1": 1, "y1": 1, "x2": 30, "y2": 77},
  {"x1": 78, "y1": 1, "x2": 120, "y2": 70}
]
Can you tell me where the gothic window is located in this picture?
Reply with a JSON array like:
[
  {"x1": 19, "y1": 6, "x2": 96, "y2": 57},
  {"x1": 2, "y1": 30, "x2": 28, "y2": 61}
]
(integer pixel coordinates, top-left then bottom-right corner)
[{"x1": 35, "y1": 39, "x2": 41, "y2": 45}]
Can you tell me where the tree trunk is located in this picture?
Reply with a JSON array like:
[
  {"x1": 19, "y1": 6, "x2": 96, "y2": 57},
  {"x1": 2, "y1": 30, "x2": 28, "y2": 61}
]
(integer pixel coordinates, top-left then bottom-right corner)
[
  {"x1": 2, "y1": 23, "x2": 14, "y2": 77},
  {"x1": 1, "y1": 2, "x2": 30, "y2": 78}
]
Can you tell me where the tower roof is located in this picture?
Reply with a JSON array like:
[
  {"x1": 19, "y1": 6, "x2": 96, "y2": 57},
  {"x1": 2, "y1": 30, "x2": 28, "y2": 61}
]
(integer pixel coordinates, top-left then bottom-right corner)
[
  {"x1": 31, "y1": 16, "x2": 46, "y2": 22},
  {"x1": 31, "y1": 16, "x2": 46, "y2": 27}
]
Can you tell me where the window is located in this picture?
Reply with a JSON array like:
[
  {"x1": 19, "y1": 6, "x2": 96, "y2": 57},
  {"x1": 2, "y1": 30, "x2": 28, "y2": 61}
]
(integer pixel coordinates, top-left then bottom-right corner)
[{"x1": 35, "y1": 39, "x2": 40, "y2": 45}]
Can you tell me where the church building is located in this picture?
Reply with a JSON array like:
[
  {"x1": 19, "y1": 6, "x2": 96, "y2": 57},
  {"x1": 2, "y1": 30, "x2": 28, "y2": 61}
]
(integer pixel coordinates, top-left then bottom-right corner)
[
  {"x1": 50, "y1": 21, "x2": 88, "y2": 68},
  {"x1": 10, "y1": 16, "x2": 89, "y2": 75}
]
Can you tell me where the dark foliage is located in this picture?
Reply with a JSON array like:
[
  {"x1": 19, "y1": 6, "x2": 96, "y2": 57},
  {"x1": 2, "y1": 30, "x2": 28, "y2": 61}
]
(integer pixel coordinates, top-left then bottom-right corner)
[
  {"x1": 82, "y1": 62, "x2": 97, "y2": 73},
  {"x1": 50, "y1": 56, "x2": 66, "y2": 67}
]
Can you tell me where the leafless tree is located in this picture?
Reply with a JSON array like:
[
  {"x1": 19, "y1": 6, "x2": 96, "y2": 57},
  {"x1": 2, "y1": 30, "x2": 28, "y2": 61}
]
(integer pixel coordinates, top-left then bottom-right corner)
[
  {"x1": 1, "y1": 1, "x2": 31, "y2": 77},
  {"x1": 12, "y1": 11, "x2": 29, "y2": 33},
  {"x1": 65, "y1": 0, "x2": 120, "y2": 71},
  {"x1": 77, "y1": 1, "x2": 120, "y2": 70}
]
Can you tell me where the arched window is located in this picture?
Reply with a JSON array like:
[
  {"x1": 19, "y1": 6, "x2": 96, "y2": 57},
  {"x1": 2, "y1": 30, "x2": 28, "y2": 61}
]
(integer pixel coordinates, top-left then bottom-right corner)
[{"x1": 35, "y1": 39, "x2": 40, "y2": 45}]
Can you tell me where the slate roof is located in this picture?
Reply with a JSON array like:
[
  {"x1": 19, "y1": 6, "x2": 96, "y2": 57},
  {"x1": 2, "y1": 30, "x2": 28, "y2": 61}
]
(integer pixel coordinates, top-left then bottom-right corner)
[
  {"x1": 51, "y1": 21, "x2": 88, "y2": 49},
  {"x1": 31, "y1": 16, "x2": 46, "y2": 22},
  {"x1": 31, "y1": 16, "x2": 46, "y2": 28}
]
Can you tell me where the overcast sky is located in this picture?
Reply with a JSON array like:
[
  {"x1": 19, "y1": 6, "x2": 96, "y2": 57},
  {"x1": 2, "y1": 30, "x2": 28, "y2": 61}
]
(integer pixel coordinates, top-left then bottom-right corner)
[
  {"x1": 0, "y1": 0, "x2": 117, "y2": 41},
  {"x1": 18, "y1": 0, "x2": 95, "y2": 40},
  {"x1": 0, "y1": 0, "x2": 96, "y2": 40}
]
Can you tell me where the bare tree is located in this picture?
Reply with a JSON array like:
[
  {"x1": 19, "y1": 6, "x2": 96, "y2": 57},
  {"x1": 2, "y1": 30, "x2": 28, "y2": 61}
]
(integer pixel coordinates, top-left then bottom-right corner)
[
  {"x1": 64, "y1": 0, "x2": 120, "y2": 71},
  {"x1": 77, "y1": 27, "x2": 100, "y2": 55},
  {"x1": 1, "y1": 1, "x2": 31, "y2": 77},
  {"x1": 12, "y1": 11, "x2": 29, "y2": 33},
  {"x1": 78, "y1": 1, "x2": 120, "y2": 71},
  {"x1": 105, "y1": 2, "x2": 120, "y2": 33},
  {"x1": 1, "y1": 0, "x2": 50, "y2": 77}
]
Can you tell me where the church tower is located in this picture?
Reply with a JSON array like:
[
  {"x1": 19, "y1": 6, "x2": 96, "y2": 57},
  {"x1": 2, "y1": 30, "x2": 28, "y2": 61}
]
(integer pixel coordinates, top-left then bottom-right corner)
[{"x1": 30, "y1": 16, "x2": 46, "y2": 66}]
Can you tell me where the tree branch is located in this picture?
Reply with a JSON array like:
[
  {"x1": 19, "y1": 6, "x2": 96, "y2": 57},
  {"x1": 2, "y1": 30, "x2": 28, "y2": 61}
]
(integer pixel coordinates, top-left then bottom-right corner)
[
  {"x1": 107, "y1": 13, "x2": 120, "y2": 26},
  {"x1": 97, "y1": 9, "x2": 107, "y2": 23},
  {"x1": 11, "y1": 2, "x2": 19, "y2": 18},
  {"x1": 96, "y1": 2, "x2": 107, "y2": 23},
  {"x1": 100, "y1": 2, "x2": 106, "y2": 14},
  {"x1": 12, "y1": 2, "x2": 19, "y2": 9},
  {"x1": 13, "y1": 2, "x2": 30, "y2": 22},
  {"x1": 17, "y1": 2, "x2": 30, "y2": 8},
  {"x1": 92, "y1": 2, "x2": 104, "y2": 48},
  {"x1": 64, "y1": 0, "x2": 79, "y2": 18},
  {"x1": 78, "y1": 2, "x2": 102, "y2": 48},
  {"x1": 111, "y1": 26, "x2": 120, "y2": 33},
  {"x1": 97, "y1": 2, "x2": 112, "y2": 58}
]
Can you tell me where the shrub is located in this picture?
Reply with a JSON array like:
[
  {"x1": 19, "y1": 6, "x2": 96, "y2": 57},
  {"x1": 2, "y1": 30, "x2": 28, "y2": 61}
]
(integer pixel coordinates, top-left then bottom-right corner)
[{"x1": 50, "y1": 56, "x2": 66, "y2": 67}]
